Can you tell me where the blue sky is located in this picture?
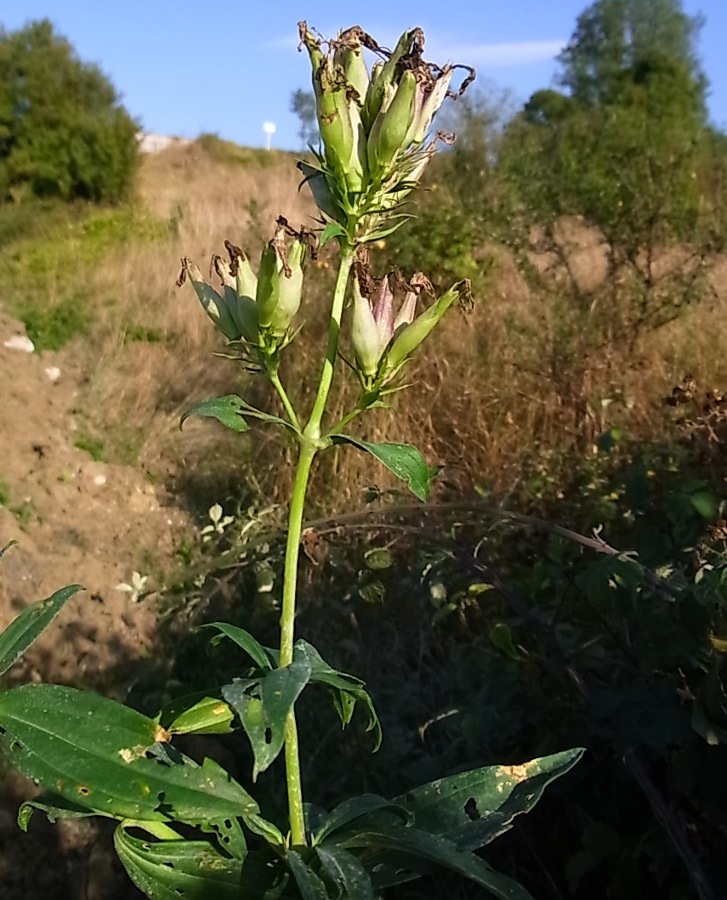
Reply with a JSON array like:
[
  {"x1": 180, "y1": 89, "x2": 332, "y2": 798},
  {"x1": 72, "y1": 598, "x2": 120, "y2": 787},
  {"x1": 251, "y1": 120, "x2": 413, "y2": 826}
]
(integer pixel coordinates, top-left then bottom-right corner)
[{"x1": 2, "y1": 1, "x2": 726, "y2": 149}]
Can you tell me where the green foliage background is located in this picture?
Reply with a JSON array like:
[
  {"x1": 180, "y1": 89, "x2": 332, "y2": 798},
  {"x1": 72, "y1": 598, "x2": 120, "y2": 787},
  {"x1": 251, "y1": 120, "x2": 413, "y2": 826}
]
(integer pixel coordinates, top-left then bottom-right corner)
[{"x1": 0, "y1": 19, "x2": 138, "y2": 203}]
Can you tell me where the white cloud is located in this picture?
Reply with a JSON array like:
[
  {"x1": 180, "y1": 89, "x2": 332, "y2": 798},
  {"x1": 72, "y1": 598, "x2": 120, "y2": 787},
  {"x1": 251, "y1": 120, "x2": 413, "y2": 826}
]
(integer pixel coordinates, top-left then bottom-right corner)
[
  {"x1": 263, "y1": 31, "x2": 566, "y2": 68},
  {"x1": 429, "y1": 39, "x2": 567, "y2": 67}
]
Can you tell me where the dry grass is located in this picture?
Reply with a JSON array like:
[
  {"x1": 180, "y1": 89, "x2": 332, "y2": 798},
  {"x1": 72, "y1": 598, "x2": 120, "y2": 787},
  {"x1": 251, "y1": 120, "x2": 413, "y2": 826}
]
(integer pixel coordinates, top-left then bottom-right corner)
[{"x1": 5, "y1": 138, "x2": 727, "y2": 514}]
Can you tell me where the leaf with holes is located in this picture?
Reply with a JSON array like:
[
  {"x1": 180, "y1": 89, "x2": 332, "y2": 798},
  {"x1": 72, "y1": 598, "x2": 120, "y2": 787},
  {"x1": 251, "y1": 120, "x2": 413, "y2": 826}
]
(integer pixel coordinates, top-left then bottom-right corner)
[
  {"x1": 18, "y1": 794, "x2": 99, "y2": 831},
  {"x1": 222, "y1": 659, "x2": 312, "y2": 780},
  {"x1": 114, "y1": 825, "x2": 244, "y2": 900},
  {"x1": 294, "y1": 640, "x2": 382, "y2": 750},
  {"x1": 180, "y1": 395, "x2": 250, "y2": 433},
  {"x1": 335, "y1": 825, "x2": 534, "y2": 899},
  {"x1": 0, "y1": 584, "x2": 83, "y2": 678},
  {"x1": 392, "y1": 748, "x2": 584, "y2": 852},
  {"x1": 331, "y1": 436, "x2": 432, "y2": 501},
  {"x1": 0, "y1": 684, "x2": 259, "y2": 823},
  {"x1": 204, "y1": 623, "x2": 274, "y2": 671}
]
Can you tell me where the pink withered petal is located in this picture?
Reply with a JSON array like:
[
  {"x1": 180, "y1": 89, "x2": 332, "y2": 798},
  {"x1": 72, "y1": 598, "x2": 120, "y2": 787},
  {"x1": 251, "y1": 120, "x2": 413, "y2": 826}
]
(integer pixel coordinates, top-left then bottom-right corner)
[
  {"x1": 372, "y1": 278, "x2": 395, "y2": 346},
  {"x1": 393, "y1": 291, "x2": 418, "y2": 331}
]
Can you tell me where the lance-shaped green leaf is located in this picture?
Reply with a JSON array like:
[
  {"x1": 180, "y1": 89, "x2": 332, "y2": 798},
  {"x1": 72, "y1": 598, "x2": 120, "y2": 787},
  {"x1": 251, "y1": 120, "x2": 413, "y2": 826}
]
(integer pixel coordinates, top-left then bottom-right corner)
[
  {"x1": 316, "y1": 846, "x2": 376, "y2": 900},
  {"x1": 294, "y1": 640, "x2": 382, "y2": 750},
  {"x1": 114, "y1": 825, "x2": 244, "y2": 900},
  {"x1": 0, "y1": 584, "x2": 83, "y2": 678},
  {"x1": 222, "y1": 658, "x2": 312, "y2": 780},
  {"x1": 331, "y1": 436, "x2": 432, "y2": 502},
  {"x1": 312, "y1": 794, "x2": 409, "y2": 845},
  {"x1": 204, "y1": 622, "x2": 274, "y2": 671},
  {"x1": 335, "y1": 825, "x2": 534, "y2": 900},
  {"x1": 392, "y1": 748, "x2": 585, "y2": 851},
  {"x1": 0, "y1": 684, "x2": 258, "y2": 822},
  {"x1": 180, "y1": 396, "x2": 250, "y2": 433},
  {"x1": 297, "y1": 161, "x2": 340, "y2": 223},
  {"x1": 287, "y1": 849, "x2": 330, "y2": 900}
]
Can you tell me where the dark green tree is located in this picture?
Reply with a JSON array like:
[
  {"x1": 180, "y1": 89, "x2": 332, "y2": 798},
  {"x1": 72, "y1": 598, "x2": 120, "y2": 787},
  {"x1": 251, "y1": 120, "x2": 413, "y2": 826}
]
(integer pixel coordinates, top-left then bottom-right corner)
[
  {"x1": 558, "y1": 0, "x2": 707, "y2": 114},
  {"x1": 0, "y1": 19, "x2": 138, "y2": 203},
  {"x1": 289, "y1": 88, "x2": 317, "y2": 149}
]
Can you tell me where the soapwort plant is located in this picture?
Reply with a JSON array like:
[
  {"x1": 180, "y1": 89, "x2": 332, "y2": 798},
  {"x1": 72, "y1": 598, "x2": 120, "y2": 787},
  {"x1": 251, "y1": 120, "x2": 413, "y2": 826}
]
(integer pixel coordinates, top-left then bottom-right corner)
[{"x1": 0, "y1": 24, "x2": 582, "y2": 899}]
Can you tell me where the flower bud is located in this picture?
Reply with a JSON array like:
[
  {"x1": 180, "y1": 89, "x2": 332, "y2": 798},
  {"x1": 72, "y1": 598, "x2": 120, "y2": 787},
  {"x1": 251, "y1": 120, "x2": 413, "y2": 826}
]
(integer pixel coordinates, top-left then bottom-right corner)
[
  {"x1": 368, "y1": 71, "x2": 418, "y2": 176},
  {"x1": 335, "y1": 38, "x2": 369, "y2": 102},
  {"x1": 214, "y1": 253, "x2": 259, "y2": 344},
  {"x1": 364, "y1": 29, "x2": 418, "y2": 129},
  {"x1": 269, "y1": 238, "x2": 306, "y2": 337}
]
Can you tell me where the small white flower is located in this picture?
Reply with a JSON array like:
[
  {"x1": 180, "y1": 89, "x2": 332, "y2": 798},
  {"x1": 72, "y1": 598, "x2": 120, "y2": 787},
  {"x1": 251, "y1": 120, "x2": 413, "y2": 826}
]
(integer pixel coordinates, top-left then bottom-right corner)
[
  {"x1": 116, "y1": 571, "x2": 149, "y2": 603},
  {"x1": 201, "y1": 503, "x2": 234, "y2": 541}
]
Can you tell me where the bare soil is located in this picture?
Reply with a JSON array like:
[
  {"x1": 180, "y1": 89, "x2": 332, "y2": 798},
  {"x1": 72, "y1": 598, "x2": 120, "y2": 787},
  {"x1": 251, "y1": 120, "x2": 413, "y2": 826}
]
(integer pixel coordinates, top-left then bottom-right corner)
[{"x1": 0, "y1": 311, "x2": 192, "y2": 899}]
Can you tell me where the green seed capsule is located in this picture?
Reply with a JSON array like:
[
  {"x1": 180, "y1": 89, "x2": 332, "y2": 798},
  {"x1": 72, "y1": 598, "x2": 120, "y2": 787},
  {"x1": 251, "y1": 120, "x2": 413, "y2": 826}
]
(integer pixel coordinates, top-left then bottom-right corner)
[
  {"x1": 185, "y1": 260, "x2": 241, "y2": 342},
  {"x1": 368, "y1": 71, "x2": 418, "y2": 177},
  {"x1": 269, "y1": 239, "x2": 306, "y2": 337},
  {"x1": 384, "y1": 283, "x2": 460, "y2": 375},
  {"x1": 255, "y1": 241, "x2": 281, "y2": 330},
  {"x1": 351, "y1": 280, "x2": 383, "y2": 378}
]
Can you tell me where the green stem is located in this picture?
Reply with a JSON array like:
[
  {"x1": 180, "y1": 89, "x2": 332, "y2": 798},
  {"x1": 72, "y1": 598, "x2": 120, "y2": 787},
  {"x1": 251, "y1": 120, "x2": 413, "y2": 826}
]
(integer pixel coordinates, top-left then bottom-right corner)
[
  {"x1": 278, "y1": 246, "x2": 354, "y2": 848},
  {"x1": 306, "y1": 244, "x2": 355, "y2": 435},
  {"x1": 279, "y1": 439, "x2": 317, "y2": 847},
  {"x1": 269, "y1": 369, "x2": 301, "y2": 431},
  {"x1": 124, "y1": 820, "x2": 181, "y2": 840},
  {"x1": 328, "y1": 403, "x2": 366, "y2": 437}
]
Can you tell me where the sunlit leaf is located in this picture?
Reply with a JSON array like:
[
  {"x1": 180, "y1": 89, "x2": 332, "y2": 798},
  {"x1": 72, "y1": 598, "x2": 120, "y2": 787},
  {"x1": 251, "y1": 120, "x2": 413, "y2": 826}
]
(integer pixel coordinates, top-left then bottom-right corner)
[
  {"x1": 204, "y1": 622, "x2": 274, "y2": 671},
  {"x1": 0, "y1": 684, "x2": 258, "y2": 823},
  {"x1": 332, "y1": 436, "x2": 432, "y2": 501},
  {"x1": 180, "y1": 395, "x2": 250, "y2": 433},
  {"x1": 223, "y1": 659, "x2": 311, "y2": 780},
  {"x1": 167, "y1": 696, "x2": 234, "y2": 736},
  {"x1": 115, "y1": 825, "x2": 243, "y2": 900}
]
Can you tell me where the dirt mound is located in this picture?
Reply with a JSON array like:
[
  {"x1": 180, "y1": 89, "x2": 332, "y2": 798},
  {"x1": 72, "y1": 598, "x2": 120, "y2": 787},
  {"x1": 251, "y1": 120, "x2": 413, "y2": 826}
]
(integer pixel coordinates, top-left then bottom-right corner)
[
  {"x1": 0, "y1": 310, "x2": 196, "y2": 898},
  {"x1": 1, "y1": 311, "x2": 191, "y2": 686}
]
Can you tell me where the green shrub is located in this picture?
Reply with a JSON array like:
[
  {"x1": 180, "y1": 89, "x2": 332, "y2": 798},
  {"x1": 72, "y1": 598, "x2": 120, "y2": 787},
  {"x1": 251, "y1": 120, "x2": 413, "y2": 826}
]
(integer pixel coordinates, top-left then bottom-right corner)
[{"x1": 0, "y1": 19, "x2": 138, "y2": 203}]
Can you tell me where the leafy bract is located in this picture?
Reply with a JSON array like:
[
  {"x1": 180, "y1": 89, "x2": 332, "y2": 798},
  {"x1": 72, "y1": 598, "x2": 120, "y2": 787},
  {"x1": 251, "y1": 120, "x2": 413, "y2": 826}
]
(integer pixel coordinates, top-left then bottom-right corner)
[
  {"x1": 294, "y1": 639, "x2": 382, "y2": 750},
  {"x1": 331, "y1": 436, "x2": 432, "y2": 501},
  {"x1": 180, "y1": 395, "x2": 250, "y2": 433},
  {"x1": 204, "y1": 622, "x2": 274, "y2": 671},
  {"x1": 223, "y1": 659, "x2": 312, "y2": 780},
  {"x1": 167, "y1": 696, "x2": 234, "y2": 736}
]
